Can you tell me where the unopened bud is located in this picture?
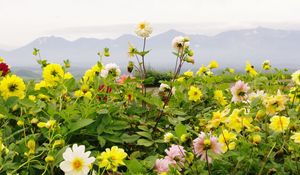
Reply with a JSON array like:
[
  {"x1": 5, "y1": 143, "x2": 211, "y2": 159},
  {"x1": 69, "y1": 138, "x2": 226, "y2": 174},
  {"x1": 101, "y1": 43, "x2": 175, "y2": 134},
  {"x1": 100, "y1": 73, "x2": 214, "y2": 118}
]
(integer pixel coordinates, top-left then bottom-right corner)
[
  {"x1": 17, "y1": 120, "x2": 24, "y2": 127},
  {"x1": 104, "y1": 48, "x2": 110, "y2": 57},
  {"x1": 127, "y1": 61, "x2": 134, "y2": 73},
  {"x1": 185, "y1": 57, "x2": 195, "y2": 64},
  {"x1": 45, "y1": 155, "x2": 55, "y2": 163}
]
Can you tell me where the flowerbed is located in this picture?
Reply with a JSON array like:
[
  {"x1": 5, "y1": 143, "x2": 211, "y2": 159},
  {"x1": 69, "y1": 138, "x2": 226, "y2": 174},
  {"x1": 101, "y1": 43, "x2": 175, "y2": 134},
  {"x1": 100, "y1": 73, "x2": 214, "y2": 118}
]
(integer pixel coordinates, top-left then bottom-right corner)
[{"x1": 0, "y1": 22, "x2": 300, "y2": 175}]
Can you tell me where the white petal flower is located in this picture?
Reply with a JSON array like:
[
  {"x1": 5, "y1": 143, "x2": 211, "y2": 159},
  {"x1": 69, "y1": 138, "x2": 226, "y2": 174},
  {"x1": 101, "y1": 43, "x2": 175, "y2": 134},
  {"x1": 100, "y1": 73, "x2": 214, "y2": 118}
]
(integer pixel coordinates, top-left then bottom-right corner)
[
  {"x1": 100, "y1": 63, "x2": 121, "y2": 78},
  {"x1": 172, "y1": 36, "x2": 189, "y2": 52},
  {"x1": 135, "y1": 21, "x2": 153, "y2": 38},
  {"x1": 60, "y1": 144, "x2": 95, "y2": 175}
]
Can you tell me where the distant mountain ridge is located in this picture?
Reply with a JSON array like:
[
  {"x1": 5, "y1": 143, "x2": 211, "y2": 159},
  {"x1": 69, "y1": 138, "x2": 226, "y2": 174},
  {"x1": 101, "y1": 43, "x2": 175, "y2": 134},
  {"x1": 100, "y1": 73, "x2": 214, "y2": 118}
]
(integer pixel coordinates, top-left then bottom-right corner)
[{"x1": 1, "y1": 27, "x2": 300, "y2": 70}]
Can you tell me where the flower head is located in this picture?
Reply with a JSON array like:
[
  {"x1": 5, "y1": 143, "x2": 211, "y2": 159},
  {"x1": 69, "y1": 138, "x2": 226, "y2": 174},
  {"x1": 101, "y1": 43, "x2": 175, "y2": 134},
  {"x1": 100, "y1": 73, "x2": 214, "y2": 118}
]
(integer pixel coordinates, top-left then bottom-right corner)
[
  {"x1": 291, "y1": 132, "x2": 300, "y2": 144},
  {"x1": 164, "y1": 132, "x2": 174, "y2": 143},
  {"x1": 74, "y1": 84, "x2": 93, "y2": 99},
  {"x1": 269, "y1": 115, "x2": 290, "y2": 133},
  {"x1": 165, "y1": 144, "x2": 186, "y2": 162},
  {"x1": 60, "y1": 144, "x2": 95, "y2": 175},
  {"x1": 97, "y1": 146, "x2": 127, "y2": 172},
  {"x1": 248, "y1": 90, "x2": 266, "y2": 102},
  {"x1": 135, "y1": 21, "x2": 153, "y2": 38},
  {"x1": 262, "y1": 60, "x2": 271, "y2": 70},
  {"x1": 218, "y1": 129, "x2": 237, "y2": 152},
  {"x1": 188, "y1": 86, "x2": 202, "y2": 102},
  {"x1": 208, "y1": 60, "x2": 219, "y2": 69},
  {"x1": 214, "y1": 90, "x2": 227, "y2": 106},
  {"x1": 43, "y1": 64, "x2": 64, "y2": 85},
  {"x1": 155, "y1": 157, "x2": 176, "y2": 174},
  {"x1": 245, "y1": 61, "x2": 258, "y2": 76},
  {"x1": 263, "y1": 91, "x2": 288, "y2": 115},
  {"x1": 0, "y1": 74, "x2": 26, "y2": 99},
  {"x1": 206, "y1": 110, "x2": 228, "y2": 129},
  {"x1": 0, "y1": 62, "x2": 10, "y2": 77},
  {"x1": 292, "y1": 70, "x2": 300, "y2": 85},
  {"x1": 225, "y1": 109, "x2": 253, "y2": 133},
  {"x1": 100, "y1": 63, "x2": 121, "y2": 78},
  {"x1": 172, "y1": 36, "x2": 189, "y2": 52},
  {"x1": 196, "y1": 64, "x2": 209, "y2": 76},
  {"x1": 230, "y1": 80, "x2": 250, "y2": 103},
  {"x1": 193, "y1": 132, "x2": 222, "y2": 163}
]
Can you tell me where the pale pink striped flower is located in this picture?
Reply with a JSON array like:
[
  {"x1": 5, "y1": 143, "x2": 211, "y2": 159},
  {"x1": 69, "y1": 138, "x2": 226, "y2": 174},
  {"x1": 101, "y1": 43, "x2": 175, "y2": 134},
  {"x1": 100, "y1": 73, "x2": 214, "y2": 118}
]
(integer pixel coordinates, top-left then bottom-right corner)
[
  {"x1": 193, "y1": 132, "x2": 222, "y2": 163},
  {"x1": 230, "y1": 80, "x2": 250, "y2": 103},
  {"x1": 155, "y1": 156, "x2": 176, "y2": 173}
]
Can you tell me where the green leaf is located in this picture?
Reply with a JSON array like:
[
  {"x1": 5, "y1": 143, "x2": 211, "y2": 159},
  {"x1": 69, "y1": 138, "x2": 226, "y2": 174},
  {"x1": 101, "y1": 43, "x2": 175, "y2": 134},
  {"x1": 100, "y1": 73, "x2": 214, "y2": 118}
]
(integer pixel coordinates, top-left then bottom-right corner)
[
  {"x1": 136, "y1": 131, "x2": 152, "y2": 140},
  {"x1": 5, "y1": 96, "x2": 19, "y2": 108},
  {"x1": 137, "y1": 139, "x2": 154, "y2": 147},
  {"x1": 110, "y1": 121, "x2": 129, "y2": 130},
  {"x1": 142, "y1": 156, "x2": 158, "y2": 169},
  {"x1": 98, "y1": 136, "x2": 106, "y2": 147},
  {"x1": 143, "y1": 77, "x2": 155, "y2": 85},
  {"x1": 125, "y1": 159, "x2": 147, "y2": 173},
  {"x1": 103, "y1": 134, "x2": 123, "y2": 143},
  {"x1": 121, "y1": 134, "x2": 140, "y2": 143},
  {"x1": 18, "y1": 98, "x2": 35, "y2": 108},
  {"x1": 175, "y1": 123, "x2": 187, "y2": 137},
  {"x1": 68, "y1": 119, "x2": 95, "y2": 134}
]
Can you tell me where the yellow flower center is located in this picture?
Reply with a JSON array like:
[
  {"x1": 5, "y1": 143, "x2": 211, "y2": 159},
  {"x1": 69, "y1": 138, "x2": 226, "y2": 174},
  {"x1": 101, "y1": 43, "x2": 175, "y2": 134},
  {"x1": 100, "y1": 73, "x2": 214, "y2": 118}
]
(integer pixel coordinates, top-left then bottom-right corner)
[
  {"x1": 204, "y1": 139, "x2": 211, "y2": 149},
  {"x1": 72, "y1": 157, "x2": 84, "y2": 171},
  {"x1": 139, "y1": 23, "x2": 145, "y2": 29}
]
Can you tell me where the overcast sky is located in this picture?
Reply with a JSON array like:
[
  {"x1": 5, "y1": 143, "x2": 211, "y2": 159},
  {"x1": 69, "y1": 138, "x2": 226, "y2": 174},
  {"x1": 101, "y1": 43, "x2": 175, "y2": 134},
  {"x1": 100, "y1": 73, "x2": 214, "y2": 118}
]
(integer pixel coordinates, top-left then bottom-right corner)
[{"x1": 1, "y1": 0, "x2": 300, "y2": 49}]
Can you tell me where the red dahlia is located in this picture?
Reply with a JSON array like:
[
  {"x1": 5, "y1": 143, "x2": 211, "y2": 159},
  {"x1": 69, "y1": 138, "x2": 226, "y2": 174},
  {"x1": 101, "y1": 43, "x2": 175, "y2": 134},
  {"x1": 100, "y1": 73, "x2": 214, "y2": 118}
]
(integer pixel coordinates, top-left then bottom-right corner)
[{"x1": 0, "y1": 62, "x2": 9, "y2": 76}]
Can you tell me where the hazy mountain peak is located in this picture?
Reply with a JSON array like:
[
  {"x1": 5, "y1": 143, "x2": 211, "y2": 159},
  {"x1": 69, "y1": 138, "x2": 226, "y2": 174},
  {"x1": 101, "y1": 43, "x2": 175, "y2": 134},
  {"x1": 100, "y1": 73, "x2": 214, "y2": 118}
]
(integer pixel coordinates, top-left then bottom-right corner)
[
  {"x1": 160, "y1": 29, "x2": 185, "y2": 36},
  {"x1": 1, "y1": 27, "x2": 299, "y2": 70}
]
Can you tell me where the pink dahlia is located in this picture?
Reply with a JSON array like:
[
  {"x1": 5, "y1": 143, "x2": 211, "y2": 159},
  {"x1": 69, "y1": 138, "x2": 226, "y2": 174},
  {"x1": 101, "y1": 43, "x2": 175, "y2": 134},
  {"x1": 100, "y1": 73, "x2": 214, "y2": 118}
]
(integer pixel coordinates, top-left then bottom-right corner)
[
  {"x1": 193, "y1": 132, "x2": 222, "y2": 163},
  {"x1": 165, "y1": 144, "x2": 186, "y2": 162},
  {"x1": 155, "y1": 156, "x2": 176, "y2": 173},
  {"x1": 230, "y1": 80, "x2": 250, "y2": 103}
]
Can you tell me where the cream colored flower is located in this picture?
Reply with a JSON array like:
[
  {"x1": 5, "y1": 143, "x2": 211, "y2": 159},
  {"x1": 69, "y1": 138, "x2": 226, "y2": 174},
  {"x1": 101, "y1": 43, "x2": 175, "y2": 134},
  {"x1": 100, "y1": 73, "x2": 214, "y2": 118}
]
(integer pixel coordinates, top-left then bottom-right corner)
[{"x1": 135, "y1": 21, "x2": 153, "y2": 38}]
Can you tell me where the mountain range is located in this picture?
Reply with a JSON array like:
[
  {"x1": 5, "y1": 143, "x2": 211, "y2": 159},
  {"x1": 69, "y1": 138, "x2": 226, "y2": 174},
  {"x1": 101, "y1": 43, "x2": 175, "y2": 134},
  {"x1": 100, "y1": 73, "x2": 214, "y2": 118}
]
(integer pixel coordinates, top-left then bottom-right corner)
[{"x1": 1, "y1": 27, "x2": 300, "y2": 72}]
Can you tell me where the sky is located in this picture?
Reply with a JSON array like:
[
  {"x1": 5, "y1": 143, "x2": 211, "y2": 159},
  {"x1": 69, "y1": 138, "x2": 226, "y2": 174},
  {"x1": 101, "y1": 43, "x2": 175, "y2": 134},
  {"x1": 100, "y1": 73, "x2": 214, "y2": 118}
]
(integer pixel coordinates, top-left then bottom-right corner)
[{"x1": 1, "y1": 0, "x2": 300, "y2": 49}]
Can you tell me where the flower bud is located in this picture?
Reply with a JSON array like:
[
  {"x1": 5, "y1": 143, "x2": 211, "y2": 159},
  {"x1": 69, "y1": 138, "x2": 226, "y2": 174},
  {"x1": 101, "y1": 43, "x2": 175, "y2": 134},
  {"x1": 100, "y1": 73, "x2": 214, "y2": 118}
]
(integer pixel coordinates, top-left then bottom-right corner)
[
  {"x1": 104, "y1": 48, "x2": 110, "y2": 57},
  {"x1": 31, "y1": 118, "x2": 39, "y2": 124},
  {"x1": 45, "y1": 155, "x2": 55, "y2": 163},
  {"x1": 127, "y1": 61, "x2": 134, "y2": 73},
  {"x1": 27, "y1": 139, "x2": 36, "y2": 154},
  {"x1": 183, "y1": 36, "x2": 190, "y2": 42},
  {"x1": 46, "y1": 119, "x2": 56, "y2": 129},
  {"x1": 252, "y1": 134, "x2": 261, "y2": 144},
  {"x1": 37, "y1": 122, "x2": 47, "y2": 128},
  {"x1": 184, "y1": 57, "x2": 195, "y2": 64},
  {"x1": 256, "y1": 110, "x2": 265, "y2": 120},
  {"x1": 180, "y1": 134, "x2": 190, "y2": 142},
  {"x1": 188, "y1": 50, "x2": 194, "y2": 57},
  {"x1": 164, "y1": 132, "x2": 174, "y2": 143},
  {"x1": 17, "y1": 120, "x2": 24, "y2": 127},
  {"x1": 53, "y1": 139, "x2": 65, "y2": 148}
]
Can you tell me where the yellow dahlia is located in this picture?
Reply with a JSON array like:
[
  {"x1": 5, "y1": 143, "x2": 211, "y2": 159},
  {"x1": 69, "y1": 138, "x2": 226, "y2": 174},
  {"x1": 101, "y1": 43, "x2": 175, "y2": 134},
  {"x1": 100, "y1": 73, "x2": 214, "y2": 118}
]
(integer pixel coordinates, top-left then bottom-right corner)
[
  {"x1": 0, "y1": 74, "x2": 26, "y2": 99},
  {"x1": 43, "y1": 64, "x2": 64, "y2": 85},
  {"x1": 188, "y1": 86, "x2": 202, "y2": 102},
  {"x1": 97, "y1": 146, "x2": 127, "y2": 172},
  {"x1": 269, "y1": 115, "x2": 290, "y2": 133}
]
